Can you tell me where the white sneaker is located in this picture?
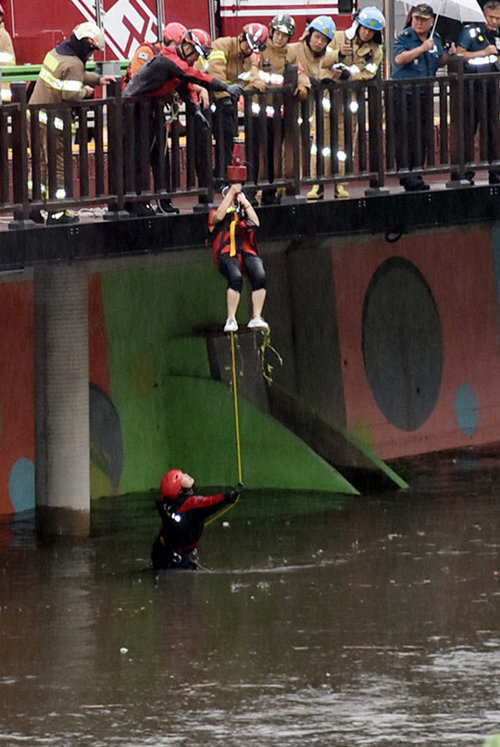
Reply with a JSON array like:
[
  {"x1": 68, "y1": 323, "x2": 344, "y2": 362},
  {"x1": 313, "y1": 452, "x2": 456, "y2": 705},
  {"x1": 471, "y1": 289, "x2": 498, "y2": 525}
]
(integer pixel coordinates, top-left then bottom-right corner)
[
  {"x1": 247, "y1": 316, "x2": 269, "y2": 331},
  {"x1": 224, "y1": 318, "x2": 238, "y2": 333}
]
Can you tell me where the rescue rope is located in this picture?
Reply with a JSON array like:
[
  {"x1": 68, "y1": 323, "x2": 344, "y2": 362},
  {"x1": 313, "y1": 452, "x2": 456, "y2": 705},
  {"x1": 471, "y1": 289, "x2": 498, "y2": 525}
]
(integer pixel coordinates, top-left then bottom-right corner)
[
  {"x1": 230, "y1": 329, "x2": 243, "y2": 484},
  {"x1": 205, "y1": 330, "x2": 242, "y2": 527}
]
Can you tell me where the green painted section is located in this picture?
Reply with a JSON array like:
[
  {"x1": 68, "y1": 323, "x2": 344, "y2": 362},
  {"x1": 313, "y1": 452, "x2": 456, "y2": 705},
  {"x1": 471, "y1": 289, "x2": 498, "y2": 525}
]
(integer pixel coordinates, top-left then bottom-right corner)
[
  {"x1": 327, "y1": 417, "x2": 409, "y2": 490},
  {"x1": 163, "y1": 376, "x2": 358, "y2": 493},
  {"x1": 101, "y1": 262, "x2": 358, "y2": 495}
]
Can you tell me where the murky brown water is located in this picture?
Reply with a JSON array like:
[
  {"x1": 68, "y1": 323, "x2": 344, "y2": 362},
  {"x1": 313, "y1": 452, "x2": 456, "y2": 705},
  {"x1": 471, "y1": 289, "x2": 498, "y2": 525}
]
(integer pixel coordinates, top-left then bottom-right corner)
[{"x1": 1, "y1": 455, "x2": 500, "y2": 746}]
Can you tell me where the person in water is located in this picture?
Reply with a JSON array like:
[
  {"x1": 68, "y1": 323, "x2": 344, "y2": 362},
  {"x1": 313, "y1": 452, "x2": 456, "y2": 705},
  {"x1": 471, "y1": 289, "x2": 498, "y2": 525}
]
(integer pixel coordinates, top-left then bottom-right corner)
[{"x1": 151, "y1": 469, "x2": 243, "y2": 569}]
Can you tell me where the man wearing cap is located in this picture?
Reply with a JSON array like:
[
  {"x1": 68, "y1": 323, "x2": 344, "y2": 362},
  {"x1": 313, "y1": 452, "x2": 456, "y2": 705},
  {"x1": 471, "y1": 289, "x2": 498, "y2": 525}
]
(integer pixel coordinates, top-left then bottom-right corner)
[
  {"x1": 392, "y1": 4, "x2": 455, "y2": 191},
  {"x1": 456, "y1": 0, "x2": 500, "y2": 185}
]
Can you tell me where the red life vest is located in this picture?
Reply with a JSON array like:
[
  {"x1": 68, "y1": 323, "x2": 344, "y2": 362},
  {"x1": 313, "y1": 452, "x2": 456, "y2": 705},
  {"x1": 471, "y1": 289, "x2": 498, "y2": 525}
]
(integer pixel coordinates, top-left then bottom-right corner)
[{"x1": 209, "y1": 208, "x2": 259, "y2": 265}]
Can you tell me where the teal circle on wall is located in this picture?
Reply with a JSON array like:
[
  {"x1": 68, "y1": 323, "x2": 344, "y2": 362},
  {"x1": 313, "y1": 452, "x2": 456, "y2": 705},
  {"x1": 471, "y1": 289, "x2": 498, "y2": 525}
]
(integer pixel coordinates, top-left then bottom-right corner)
[
  {"x1": 9, "y1": 457, "x2": 35, "y2": 513},
  {"x1": 455, "y1": 383, "x2": 479, "y2": 436}
]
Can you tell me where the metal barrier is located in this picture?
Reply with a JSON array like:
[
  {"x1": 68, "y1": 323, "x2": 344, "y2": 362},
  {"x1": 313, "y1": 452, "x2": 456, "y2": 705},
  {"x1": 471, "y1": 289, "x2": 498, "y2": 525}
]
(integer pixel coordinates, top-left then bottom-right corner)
[{"x1": 1, "y1": 56, "x2": 499, "y2": 224}]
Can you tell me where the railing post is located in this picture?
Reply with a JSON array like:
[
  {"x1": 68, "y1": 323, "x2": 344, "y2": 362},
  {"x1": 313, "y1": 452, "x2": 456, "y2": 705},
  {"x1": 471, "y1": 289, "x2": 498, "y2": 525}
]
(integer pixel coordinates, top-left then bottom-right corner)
[
  {"x1": 103, "y1": 79, "x2": 128, "y2": 218},
  {"x1": 282, "y1": 85, "x2": 305, "y2": 202},
  {"x1": 446, "y1": 54, "x2": 468, "y2": 187},
  {"x1": 8, "y1": 82, "x2": 35, "y2": 228},
  {"x1": 365, "y1": 73, "x2": 389, "y2": 196}
]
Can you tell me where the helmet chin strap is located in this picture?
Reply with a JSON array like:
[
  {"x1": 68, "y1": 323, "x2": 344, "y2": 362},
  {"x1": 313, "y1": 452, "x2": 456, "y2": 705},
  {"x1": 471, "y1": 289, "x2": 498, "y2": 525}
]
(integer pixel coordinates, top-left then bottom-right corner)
[{"x1": 306, "y1": 35, "x2": 327, "y2": 57}]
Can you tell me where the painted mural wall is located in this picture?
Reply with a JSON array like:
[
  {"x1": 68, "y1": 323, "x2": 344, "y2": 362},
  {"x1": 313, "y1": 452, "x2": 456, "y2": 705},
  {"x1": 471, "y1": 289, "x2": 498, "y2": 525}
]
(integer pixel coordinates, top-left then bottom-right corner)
[
  {"x1": 0, "y1": 257, "x2": 356, "y2": 517},
  {"x1": 277, "y1": 224, "x2": 500, "y2": 461},
  {"x1": 2, "y1": 222, "x2": 500, "y2": 515}
]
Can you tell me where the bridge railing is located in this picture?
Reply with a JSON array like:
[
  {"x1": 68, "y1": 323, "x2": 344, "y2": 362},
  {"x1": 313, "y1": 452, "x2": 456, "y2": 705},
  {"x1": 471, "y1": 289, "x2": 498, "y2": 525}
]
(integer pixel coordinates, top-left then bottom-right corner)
[{"x1": 0, "y1": 56, "x2": 498, "y2": 223}]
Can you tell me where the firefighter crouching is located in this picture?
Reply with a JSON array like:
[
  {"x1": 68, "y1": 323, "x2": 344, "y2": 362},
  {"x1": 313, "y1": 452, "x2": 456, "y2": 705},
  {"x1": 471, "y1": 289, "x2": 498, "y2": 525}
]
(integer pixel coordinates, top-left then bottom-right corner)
[{"x1": 29, "y1": 21, "x2": 116, "y2": 226}]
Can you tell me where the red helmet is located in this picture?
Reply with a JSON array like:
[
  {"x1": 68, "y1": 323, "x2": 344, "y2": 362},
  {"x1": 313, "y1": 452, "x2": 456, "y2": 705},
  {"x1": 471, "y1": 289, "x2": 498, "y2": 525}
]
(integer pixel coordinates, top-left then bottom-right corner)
[
  {"x1": 160, "y1": 469, "x2": 184, "y2": 500},
  {"x1": 183, "y1": 28, "x2": 212, "y2": 58},
  {"x1": 163, "y1": 21, "x2": 187, "y2": 45},
  {"x1": 242, "y1": 23, "x2": 268, "y2": 52}
]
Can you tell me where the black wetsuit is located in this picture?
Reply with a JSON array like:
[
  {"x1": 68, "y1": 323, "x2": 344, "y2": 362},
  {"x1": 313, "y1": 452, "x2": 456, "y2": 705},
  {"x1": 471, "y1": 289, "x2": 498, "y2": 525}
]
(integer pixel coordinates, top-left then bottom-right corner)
[{"x1": 151, "y1": 487, "x2": 236, "y2": 570}]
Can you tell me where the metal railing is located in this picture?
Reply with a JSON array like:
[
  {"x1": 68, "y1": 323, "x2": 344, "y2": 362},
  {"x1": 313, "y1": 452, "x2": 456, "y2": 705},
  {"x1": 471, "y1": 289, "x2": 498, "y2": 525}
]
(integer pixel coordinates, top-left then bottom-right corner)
[{"x1": 0, "y1": 56, "x2": 498, "y2": 224}]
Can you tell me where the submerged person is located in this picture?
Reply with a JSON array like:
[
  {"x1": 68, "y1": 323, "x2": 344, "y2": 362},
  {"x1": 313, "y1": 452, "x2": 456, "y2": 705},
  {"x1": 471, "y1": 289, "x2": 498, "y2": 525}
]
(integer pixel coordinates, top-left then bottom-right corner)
[
  {"x1": 209, "y1": 182, "x2": 269, "y2": 333},
  {"x1": 151, "y1": 469, "x2": 243, "y2": 570}
]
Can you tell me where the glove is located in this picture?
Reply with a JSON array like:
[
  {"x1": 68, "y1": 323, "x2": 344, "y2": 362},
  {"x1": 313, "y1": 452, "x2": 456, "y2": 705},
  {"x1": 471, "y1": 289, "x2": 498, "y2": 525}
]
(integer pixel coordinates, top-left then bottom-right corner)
[
  {"x1": 194, "y1": 107, "x2": 210, "y2": 130},
  {"x1": 332, "y1": 63, "x2": 351, "y2": 81},
  {"x1": 226, "y1": 482, "x2": 244, "y2": 504},
  {"x1": 227, "y1": 83, "x2": 244, "y2": 99},
  {"x1": 248, "y1": 79, "x2": 267, "y2": 93}
]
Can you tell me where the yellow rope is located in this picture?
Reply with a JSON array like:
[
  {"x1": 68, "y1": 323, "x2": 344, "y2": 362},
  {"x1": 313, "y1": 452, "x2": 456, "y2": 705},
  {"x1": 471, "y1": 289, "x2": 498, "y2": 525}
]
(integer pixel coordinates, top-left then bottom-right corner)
[
  {"x1": 205, "y1": 330, "x2": 242, "y2": 527},
  {"x1": 231, "y1": 330, "x2": 243, "y2": 484}
]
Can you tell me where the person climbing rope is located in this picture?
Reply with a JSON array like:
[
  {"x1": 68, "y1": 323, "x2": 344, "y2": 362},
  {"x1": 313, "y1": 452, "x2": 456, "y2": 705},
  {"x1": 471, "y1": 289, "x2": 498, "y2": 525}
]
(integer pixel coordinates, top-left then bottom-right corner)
[
  {"x1": 151, "y1": 469, "x2": 243, "y2": 569},
  {"x1": 209, "y1": 182, "x2": 269, "y2": 333}
]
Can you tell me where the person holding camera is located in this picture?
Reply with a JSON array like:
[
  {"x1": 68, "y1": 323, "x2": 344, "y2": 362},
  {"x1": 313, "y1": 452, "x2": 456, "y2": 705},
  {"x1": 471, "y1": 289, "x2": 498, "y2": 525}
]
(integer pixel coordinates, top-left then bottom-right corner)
[
  {"x1": 327, "y1": 6, "x2": 385, "y2": 199},
  {"x1": 151, "y1": 469, "x2": 244, "y2": 570},
  {"x1": 286, "y1": 16, "x2": 342, "y2": 201},
  {"x1": 209, "y1": 182, "x2": 269, "y2": 334}
]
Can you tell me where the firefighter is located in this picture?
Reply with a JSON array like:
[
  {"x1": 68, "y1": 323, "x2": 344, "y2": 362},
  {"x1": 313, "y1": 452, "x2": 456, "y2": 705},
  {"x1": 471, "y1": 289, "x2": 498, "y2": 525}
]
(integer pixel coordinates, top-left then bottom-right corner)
[
  {"x1": 151, "y1": 469, "x2": 243, "y2": 570},
  {"x1": 204, "y1": 23, "x2": 269, "y2": 185},
  {"x1": 121, "y1": 22, "x2": 188, "y2": 216},
  {"x1": 123, "y1": 22, "x2": 212, "y2": 215},
  {"x1": 123, "y1": 27, "x2": 243, "y2": 102},
  {"x1": 29, "y1": 21, "x2": 116, "y2": 225},
  {"x1": 123, "y1": 28, "x2": 244, "y2": 213},
  {"x1": 328, "y1": 6, "x2": 386, "y2": 198},
  {"x1": 287, "y1": 16, "x2": 342, "y2": 201},
  {"x1": 256, "y1": 13, "x2": 310, "y2": 204},
  {"x1": 0, "y1": 2, "x2": 15, "y2": 103},
  {"x1": 122, "y1": 21, "x2": 188, "y2": 86},
  {"x1": 209, "y1": 182, "x2": 268, "y2": 333}
]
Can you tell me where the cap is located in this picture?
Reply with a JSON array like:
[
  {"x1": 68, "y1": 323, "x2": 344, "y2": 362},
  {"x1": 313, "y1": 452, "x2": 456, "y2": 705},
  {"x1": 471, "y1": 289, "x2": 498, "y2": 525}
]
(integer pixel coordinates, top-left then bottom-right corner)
[{"x1": 412, "y1": 4, "x2": 435, "y2": 19}]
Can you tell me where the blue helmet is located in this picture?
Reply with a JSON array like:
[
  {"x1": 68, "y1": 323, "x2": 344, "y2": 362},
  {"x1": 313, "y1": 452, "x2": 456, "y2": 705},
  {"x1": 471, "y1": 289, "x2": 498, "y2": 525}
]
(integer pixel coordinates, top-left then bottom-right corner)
[
  {"x1": 306, "y1": 15, "x2": 336, "y2": 41},
  {"x1": 357, "y1": 6, "x2": 386, "y2": 31}
]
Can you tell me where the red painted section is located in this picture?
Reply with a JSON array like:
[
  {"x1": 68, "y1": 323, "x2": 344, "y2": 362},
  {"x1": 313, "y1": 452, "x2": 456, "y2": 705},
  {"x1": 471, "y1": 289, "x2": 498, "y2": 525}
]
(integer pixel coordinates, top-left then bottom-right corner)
[
  {"x1": 3, "y1": 0, "x2": 354, "y2": 64},
  {"x1": 333, "y1": 228, "x2": 500, "y2": 459},
  {"x1": 0, "y1": 282, "x2": 34, "y2": 515},
  {"x1": 89, "y1": 274, "x2": 110, "y2": 396}
]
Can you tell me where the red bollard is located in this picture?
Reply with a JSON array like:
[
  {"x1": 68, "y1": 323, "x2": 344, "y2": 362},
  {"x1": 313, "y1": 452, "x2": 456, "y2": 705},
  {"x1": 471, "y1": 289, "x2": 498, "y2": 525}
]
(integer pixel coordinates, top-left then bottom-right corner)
[{"x1": 227, "y1": 140, "x2": 247, "y2": 183}]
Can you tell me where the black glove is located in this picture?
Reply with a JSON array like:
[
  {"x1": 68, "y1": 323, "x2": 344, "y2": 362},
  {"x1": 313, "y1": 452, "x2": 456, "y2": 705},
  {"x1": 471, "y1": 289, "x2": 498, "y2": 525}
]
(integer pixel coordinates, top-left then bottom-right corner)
[
  {"x1": 332, "y1": 63, "x2": 351, "y2": 81},
  {"x1": 194, "y1": 107, "x2": 210, "y2": 130},
  {"x1": 226, "y1": 482, "x2": 244, "y2": 503},
  {"x1": 227, "y1": 83, "x2": 244, "y2": 99}
]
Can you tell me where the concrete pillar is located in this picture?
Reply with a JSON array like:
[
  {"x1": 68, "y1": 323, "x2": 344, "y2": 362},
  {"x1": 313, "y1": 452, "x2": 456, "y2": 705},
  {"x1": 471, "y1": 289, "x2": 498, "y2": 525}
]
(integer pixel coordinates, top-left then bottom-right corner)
[{"x1": 34, "y1": 263, "x2": 90, "y2": 536}]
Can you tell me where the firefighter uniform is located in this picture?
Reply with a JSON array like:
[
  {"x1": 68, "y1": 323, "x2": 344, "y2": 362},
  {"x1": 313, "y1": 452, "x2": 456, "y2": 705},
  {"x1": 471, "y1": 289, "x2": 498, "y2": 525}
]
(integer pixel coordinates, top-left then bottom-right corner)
[
  {"x1": 256, "y1": 37, "x2": 308, "y2": 195},
  {"x1": 328, "y1": 27, "x2": 384, "y2": 191},
  {"x1": 30, "y1": 47, "x2": 101, "y2": 201},
  {"x1": 329, "y1": 30, "x2": 383, "y2": 81},
  {"x1": 287, "y1": 38, "x2": 338, "y2": 184},
  {"x1": 287, "y1": 40, "x2": 337, "y2": 89},
  {"x1": 204, "y1": 36, "x2": 266, "y2": 179}
]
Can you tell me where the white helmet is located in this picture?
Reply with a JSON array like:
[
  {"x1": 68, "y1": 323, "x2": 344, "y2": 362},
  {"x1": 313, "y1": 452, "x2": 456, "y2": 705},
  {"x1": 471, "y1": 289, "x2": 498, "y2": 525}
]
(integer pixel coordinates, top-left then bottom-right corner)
[{"x1": 73, "y1": 21, "x2": 105, "y2": 51}]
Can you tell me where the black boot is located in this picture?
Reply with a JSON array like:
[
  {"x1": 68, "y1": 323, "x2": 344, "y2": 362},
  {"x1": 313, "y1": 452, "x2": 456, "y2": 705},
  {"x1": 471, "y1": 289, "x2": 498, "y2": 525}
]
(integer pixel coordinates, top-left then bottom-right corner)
[{"x1": 156, "y1": 199, "x2": 180, "y2": 214}]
